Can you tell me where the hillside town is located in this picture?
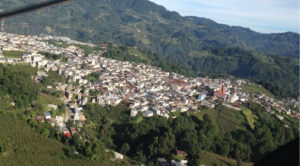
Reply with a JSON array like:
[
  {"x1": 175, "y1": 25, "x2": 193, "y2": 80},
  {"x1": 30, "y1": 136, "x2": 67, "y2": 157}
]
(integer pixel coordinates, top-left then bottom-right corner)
[{"x1": 0, "y1": 32, "x2": 299, "y2": 164}]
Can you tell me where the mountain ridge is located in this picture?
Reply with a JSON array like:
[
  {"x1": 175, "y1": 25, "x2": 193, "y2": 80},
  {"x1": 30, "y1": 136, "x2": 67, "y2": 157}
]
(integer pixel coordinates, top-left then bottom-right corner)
[{"x1": 1, "y1": 0, "x2": 299, "y2": 57}]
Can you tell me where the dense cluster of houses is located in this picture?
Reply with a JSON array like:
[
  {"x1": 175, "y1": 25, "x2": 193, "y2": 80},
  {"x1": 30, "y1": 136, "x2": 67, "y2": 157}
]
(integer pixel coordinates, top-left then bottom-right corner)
[
  {"x1": 1, "y1": 32, "x2": 299, "y2": 165},
  {"x1": 1, "y1": 32, "x2": 299, "y2": 121},
  {"x1": 1, "y1": 32, "x2": 299, "y2": 132}
]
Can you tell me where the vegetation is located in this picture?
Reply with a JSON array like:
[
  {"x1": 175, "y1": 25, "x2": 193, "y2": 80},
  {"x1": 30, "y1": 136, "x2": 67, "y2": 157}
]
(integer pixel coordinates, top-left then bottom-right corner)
[
  {"x1": 0, "y1": 64, "x2": 298, "y2": 165},
  {"x1": 41, "y1": 70, "x2": 66, "y2": 86},
  {"x1": 0, "y1": 112, "x2": 121, "y2": 166},
  {"x1": 80, "y1": 102, "x2": 298, "y2": 165},
  {"x1": 0, "y1": 64, "x2": 127, "y2": 165},
  {"x1": 0, "y1": 64, "x2": 39, "y2": 109},
  {"x1": 217, "y1": 106, "x2": 247, "y2": 133},
  {"x1": 85, "y1": 72, "x2": 101, "y2": 82},
  {"x1": 38, "y1": 92, "x2": 63, "y2": 105},
  {"x1": 240, "y1": 84, "x2": 275, "y2": 98},
  {"x1": 242, "y1": 107, "x2": 257, "y2": 129},
  {"x1": 47, "y1": 40, "x2": 98, "y2": 56},
  {"x1": 3, "y1": 50, "x2": 28, "y2": 58},
  {"x1": 197, "y1": 151, "x2": 253, "y2": 166},
  {"x1": 4, "y1": 0, "x2": 299, "y2": 58},
  {"x1": 38, "y1": 51, "x2": 62, "y2": 60}
]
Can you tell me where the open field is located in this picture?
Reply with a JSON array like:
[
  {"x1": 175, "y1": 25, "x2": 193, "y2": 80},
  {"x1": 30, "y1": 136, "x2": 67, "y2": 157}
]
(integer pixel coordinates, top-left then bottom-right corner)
[
  {"x1": 240, "y1": 84, "x2": 274, "y2": 98},
  {"x1": 197, "y1": 151, "x2": 253, "y2": 166},
  {"x1": 3, "y1": 50, "x2": 28, "y2": 59}
]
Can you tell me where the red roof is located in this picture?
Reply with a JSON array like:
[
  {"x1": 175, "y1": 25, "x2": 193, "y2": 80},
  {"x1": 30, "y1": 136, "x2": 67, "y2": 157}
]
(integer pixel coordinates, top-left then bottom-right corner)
[
  {"x1": 64, "y1": 133, "x2": 71, "y2": 138},
  {"x1": 177, "y1": 150, "x2": 188, "y2": 156},
  {"x1": 214, "y1": 91, "x2": 226, "y2": 97},
  {"x1": 35, "y1": 116, "x2": 45, "y2": 122},
  {"x1": 231, "y1": 103, "x2": 241, "y2": 108}
]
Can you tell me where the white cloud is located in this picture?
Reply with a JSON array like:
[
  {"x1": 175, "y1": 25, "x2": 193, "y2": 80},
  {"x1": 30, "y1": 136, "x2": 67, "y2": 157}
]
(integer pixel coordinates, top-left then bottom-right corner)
[{"x1": 149, "y1": 0, "x2": 299, "y2": 33}]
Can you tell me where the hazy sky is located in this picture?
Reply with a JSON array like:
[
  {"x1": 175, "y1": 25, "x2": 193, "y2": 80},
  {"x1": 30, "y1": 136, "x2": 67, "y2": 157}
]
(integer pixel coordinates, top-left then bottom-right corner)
[{"x1": 149, "y1": 0, "x2": 299, "y2": 33}]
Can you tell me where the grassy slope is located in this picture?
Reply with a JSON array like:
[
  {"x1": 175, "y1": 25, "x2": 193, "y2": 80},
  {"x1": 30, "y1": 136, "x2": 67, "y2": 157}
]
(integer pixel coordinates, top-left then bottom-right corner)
[
  {"x1": 13, "y1": 63, "x2": 38, "y2": 75},
  {"x1": 192, "y1": 106, "x2": 248, "y2": 134},
  {"x1": 241, "y1": 107, "x2": 257, "y2": 129},
  {"x1": 218, "y1": 106, "x2": 247, "y2": 133},
  {"x1": 197, "y1": 151, "x2": 253, "y2": 166},
  {"x1": 3, "y1": 51, "x2": 29, "y2": 59},
  {"x1": 240, "y1": 84, "x2": 274, "y2": 98},
  {"x1": 0, "y1": 112, "x2": 119, "y2": 166},
  {"x1": 38, "y1": 92, "x2": 63, "y2": 105},
  {"x1": 191, "y1": 107, "x2": 221, "y2": 133}
]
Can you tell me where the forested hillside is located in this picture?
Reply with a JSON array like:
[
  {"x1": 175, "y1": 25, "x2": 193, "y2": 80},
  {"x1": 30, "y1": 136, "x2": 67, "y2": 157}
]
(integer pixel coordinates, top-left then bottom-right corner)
[
  {"x1": 80, "y1": 102, "x2": 298, "y2": 165},
  {"x1": 1, "y1": 0, "x2": 299, "y2": 58}
]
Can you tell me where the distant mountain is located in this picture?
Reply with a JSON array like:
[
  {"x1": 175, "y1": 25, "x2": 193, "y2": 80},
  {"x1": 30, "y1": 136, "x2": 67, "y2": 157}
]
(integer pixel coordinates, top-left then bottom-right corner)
[{"x1": 2, "y1": 0, "x2": 299, "y2": 58}]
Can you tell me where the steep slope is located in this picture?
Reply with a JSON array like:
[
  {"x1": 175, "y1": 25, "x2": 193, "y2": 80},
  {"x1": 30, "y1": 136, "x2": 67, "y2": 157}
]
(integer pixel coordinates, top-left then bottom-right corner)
[
  {"x1": 1, "y1": 0, "x2": 299, "y2": 58},
  {"x1": 0, "y1": 112, "x2": 119, "y2": 166}
]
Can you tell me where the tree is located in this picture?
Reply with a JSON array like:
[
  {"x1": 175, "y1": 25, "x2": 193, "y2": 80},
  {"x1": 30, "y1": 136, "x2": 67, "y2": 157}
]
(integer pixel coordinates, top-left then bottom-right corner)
[
  {"x1": 180, "y1": 130, "x2": 201, "y2": 158},
  {"x1": 42, "y1": 129, "x2": 50, "y2": 137},
  {"x1": 121, "y1": 143, "x2": 130, "y2": 155},
  {"x1": 81, "y1": 63, "x2": 89, "y2": 70},
  {"x1": 237, "y1": 157, "x2": 242, "y2": 166},
  {"x1": 91, "y1": 139, "x2": 105, "y2": 161}
]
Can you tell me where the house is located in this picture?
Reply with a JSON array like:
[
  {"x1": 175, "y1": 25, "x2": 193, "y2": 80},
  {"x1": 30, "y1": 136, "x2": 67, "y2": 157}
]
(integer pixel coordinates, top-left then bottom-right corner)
[
  {"x1": 142, "y1": 110, "x2": 154, "y2": 117},
  {"x1": 158, "y1": 158, "x2": 169, "y2": 166},
  {"x1": 35, "y1": 116, "x2": 45, "y2": 122},
  {"x1": 46, "y1": 118, "x2": 55, "y2": 126},
  {"x1": 48, "y1": 104, "x2": 58, "y2": 110},
  {"x1": 171, "y1": 160, "x2": 188, "y2": 166},
  {"x1": 47, "y1": 85, "x2": 53, "y2": 89},
  {"x1": 130, "y1": 110, "x2": 138, "y2": 117},
  {"x1": 198, "y1": 93, "x2": 206, "y2": 101},
  {"x1": 201, "y1": 100, "x2": 215, "y2": 108},
  {"x1": 114, "y1": 152, "x2": 124, "y2": 161},
  {"x1": 177, "y1": 150, "x2": 188, "y2": 157},
  {"x1": 69, "y1": 127, "x2": 78, "y2": 135},
  {"x1": 65, "y1": 91, "x2": 73, "y2": 100},
  {"x1": 44, "y1": 112, "x2": 51, "y2": 119},
  {"x1": 180, "y1": 107, "x2": 188, "y2": 113},
  {"x1": 276, "y1": 115, "x2": 284, "y2": 120},
  {"x1": 74, "y1": 114, "x2": 80, "y2": 121}
]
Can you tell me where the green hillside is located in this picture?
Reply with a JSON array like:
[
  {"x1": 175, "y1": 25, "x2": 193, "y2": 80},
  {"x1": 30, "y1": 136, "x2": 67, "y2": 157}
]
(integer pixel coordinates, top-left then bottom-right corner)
[
  {"x1": 192, "y1": 106, "x2": 247, "y2": 134},
  {"x1": 197, "y1": 151, "x2": 253, "y2": 166},
  {"x1": 2, "y1": 0, "x2": 299, "y2": 58},
  {"x1": 242, "y1": 107, "x2": 258, "y2": 129},
  {"x1": 3, "y1": 51, "x2": 29, "y2": 59},
  {"x1": 240, "y1": 84, "x2": 275, "y2": 98},
  {"x1": 0, "y1": 112, "x2": 118, "y2": 166}
]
